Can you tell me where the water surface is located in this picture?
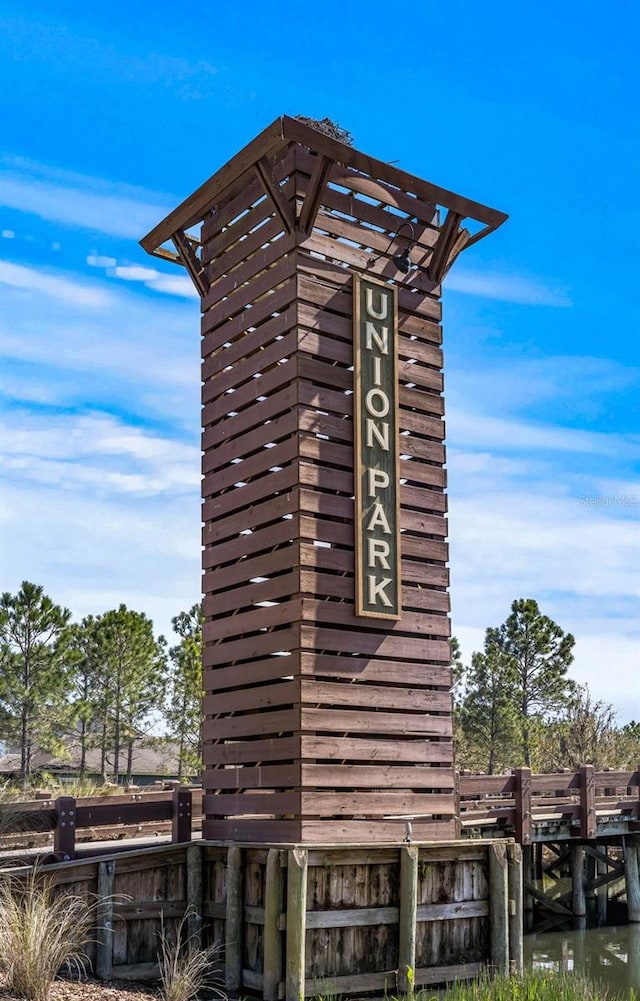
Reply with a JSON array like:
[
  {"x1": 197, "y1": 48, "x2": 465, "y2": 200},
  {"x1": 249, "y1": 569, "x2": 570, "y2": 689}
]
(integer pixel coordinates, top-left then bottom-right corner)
[{"x1": 526, "y1": 924, "x2": 640, "y2": 997}]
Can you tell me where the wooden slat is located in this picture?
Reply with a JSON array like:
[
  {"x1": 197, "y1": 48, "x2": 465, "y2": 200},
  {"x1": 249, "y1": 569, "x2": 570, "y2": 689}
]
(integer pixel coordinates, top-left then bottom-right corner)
[
  {"x1": 300, "y1": 627, "x2": 451, "y2": 659},
  {"x1": 300, "y1": 708, "x2": 452, "y2": 737},
  {"x1": 203, "y1": 736, "x2": 300, "y2": 766},
  {"x1": 301, "y1": 764, "x2": 455, "y2": 790}
]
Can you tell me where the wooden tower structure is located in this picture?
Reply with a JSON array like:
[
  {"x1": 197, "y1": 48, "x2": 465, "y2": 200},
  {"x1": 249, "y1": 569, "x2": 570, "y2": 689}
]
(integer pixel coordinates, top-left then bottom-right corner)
[{"x1": 142, "y1": 116, "x2": 507, "y2": 843}]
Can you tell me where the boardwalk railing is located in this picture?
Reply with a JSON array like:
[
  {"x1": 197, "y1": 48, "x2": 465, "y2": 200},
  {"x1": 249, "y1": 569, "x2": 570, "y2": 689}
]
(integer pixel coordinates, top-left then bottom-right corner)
[
  {"x1": 1, "y1": 768, "x2": 638, "y2": 859},
  {"x1": 457, "y1": 766, "x2": 640, "y2": 843},
  {"x1": 0, "y1": 786, "x2": 203, "y2": 860}
]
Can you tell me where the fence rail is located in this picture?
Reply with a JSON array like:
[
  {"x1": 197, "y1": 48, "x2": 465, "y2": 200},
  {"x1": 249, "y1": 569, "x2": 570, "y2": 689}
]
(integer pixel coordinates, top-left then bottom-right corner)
[
  {"x1": 458, "y1": 766, "x2": 640, "y2": 843},
  {"x1": 0, "y1": 786, "x2": 203, "y2": 859}
]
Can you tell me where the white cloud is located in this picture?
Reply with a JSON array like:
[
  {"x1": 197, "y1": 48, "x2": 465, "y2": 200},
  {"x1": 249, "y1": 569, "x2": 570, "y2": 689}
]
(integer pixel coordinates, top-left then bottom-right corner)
[
  {"x1": 0, "y1": 259, "x2": 110, "y2": 308},
  {"x1": 2, "y1": 229, "x2": 15, "y2": 239},
  {"x1": 113, "y1": 265, "x2": 162, "y2": 282},
  {"x1": 447, "y1": 408, "x2": 638, "y2": 458},
  {"x1": 447, "y1": 268, "x2": 571, "y2": 307},
  {"x1": 87, "y1": 254, "x2": 198, "y2": 299},
  {"x1": 0, "y1": 158, "x2": 173, "y2": 239},
  {"x1": 87, "y1": 254, "x2": 117, "y2": 268},
  {"x1": 2, "y1": 411, "x2": 200, "y2": 497}
]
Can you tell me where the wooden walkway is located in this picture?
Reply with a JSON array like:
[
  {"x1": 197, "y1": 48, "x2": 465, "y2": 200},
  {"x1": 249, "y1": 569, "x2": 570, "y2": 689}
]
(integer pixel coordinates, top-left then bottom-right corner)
[{"x1": 458, "y1": 766, "x2": 639, "y2": 844}]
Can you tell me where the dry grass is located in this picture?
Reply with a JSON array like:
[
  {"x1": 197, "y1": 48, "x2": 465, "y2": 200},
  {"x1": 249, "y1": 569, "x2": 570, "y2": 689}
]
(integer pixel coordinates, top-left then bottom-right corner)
[
  {"x1": 0, "y1": 867, "x2": 94, "y2": 1001},
  {"x1": 157, "y1": 911, "x2": 223, "y2": 1001}
]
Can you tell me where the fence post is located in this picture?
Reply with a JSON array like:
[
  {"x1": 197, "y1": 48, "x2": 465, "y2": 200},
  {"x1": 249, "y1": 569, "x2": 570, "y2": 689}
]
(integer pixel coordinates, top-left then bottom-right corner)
[
  {"x1": 53, "y1": 795, "x2": 76, "y2": 860},
  {"x1": 186, "y1": 842, "x2": 203, "y2": 947},
  {"x1": 225, "y1": 844, "x2": 243, "y2": 992},
  {"x1": 286, "y1": 848, "x2": 308, "y2": 1001},
  {"x1": 579, "y1": 765, "x2": 596, "y2": 839},
  {"x1": 398, "y1": 845, "x2": 418, "y2": 994},
  {"x1": 513, "y1": 768, "x2": 531, "y2": 846},
  {"x1": 489, "y1": 842, "x2": 509, "y2": 975},
  {"x1": 96, "y1": 860, "x2": 115, "y2": 979},
  {"x1": 172, "y1": 786, "x2": 192, "y2": 843},
  {"x1": 507, "y1": 843, "x2": 523, "y2": 973},
  {"x1": 264, "y1": 848, "x2": 285, "y2": 1001}
]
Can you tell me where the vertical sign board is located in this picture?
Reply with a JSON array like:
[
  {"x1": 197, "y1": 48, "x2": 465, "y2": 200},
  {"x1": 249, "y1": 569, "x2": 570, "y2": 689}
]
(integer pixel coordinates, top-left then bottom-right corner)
[{"x1": 354, "y1": 275, "x2": 401, "y2": 619}]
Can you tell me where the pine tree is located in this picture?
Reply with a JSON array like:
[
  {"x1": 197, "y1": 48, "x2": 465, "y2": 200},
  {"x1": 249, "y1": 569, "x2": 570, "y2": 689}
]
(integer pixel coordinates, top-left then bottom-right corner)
[
  {"x1": 457, "y1": 641, "x2": 519, "y2": 773},
  {"x1": 0, "y1": 582, "x2": 74, "y2": 787},
  {"x1": 491, "y1": 598, "x2": 575, "y2": 766},
  {"x1": 164, "y1": 604, "x2": 203, "y2": 780},
  {"x1": 89, "y1": 606, "x2": 165, "y2": 783}
]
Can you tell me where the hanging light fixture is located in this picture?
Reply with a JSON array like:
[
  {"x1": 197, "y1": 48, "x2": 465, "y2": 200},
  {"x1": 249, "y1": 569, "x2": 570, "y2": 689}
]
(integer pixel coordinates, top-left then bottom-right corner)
[{"x1": 391, "y1": 221, "x2": 415, "y2": 273}]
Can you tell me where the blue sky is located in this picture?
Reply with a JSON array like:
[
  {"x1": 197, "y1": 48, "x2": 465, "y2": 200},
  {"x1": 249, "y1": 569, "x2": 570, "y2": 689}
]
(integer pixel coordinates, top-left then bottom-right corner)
[{"x1": 1, "y1": 0, "x2": 638, "y2": 720}]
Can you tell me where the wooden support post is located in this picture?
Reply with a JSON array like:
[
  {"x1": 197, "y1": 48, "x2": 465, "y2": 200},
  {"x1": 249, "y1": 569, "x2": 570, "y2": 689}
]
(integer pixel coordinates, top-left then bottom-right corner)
[
  {"x1": 579, "y1": 764, "x2": 596, "y2": 839},
  {"x1": 286, "y1": 848, "x2": 308, "y2": 1001},
  {"x1": 513, "y1": 768, "x2": 532, "y2": 846},
  {"x1": 398, "y1": 846, "x2": 418, "y2": 994},
  {"x1": 571, "y1": 845, "x2": 586, "y2": 927},
  {"x1": 624, "y1": 836, "x2": 640, "y2": 923},
  {"x1": 522, "y1": 845, "x2": 534, "y2": 933},
  {"x1": 225, "y1": 844, "x2": 243, "y2": 993},
  {"x1": 186, "y1": 842, "x2": 203, "y2": 947},
  {"x1": 506, "y1": 843, "x2": 523, "y2": 974},
  {"x1": 489, "y1": 843, "x2": 509, "y2": 975},
  {"x1": 597, "y1": 846, "x2": 608, "y2": 926},
  {"x1": 172, "y1": 786, "x2": 192, "y2": 843},
  {"x1": 584, "y1": 847, "x2": 597, "y2": 925},
  {"x1": 53, "y1": 796, "x2": 76, "y2": 860},
  {"x1": 96, "y1": 860, "x2": 115, "y2": 980},
  {"x1": 264, "y1": 848, "x2": 284, "y2": 1001}
]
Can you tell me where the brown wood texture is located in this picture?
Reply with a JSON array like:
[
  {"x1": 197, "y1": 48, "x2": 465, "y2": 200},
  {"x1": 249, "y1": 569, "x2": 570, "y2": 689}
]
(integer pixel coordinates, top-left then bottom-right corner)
[{"x1": 199, "y1": 140, "x2": 457, "y2": 841}]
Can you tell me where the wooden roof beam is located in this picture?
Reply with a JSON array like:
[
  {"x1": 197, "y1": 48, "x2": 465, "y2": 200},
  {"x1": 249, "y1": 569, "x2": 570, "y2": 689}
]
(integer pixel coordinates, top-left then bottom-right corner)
[
  {"x1": 427, "y1": 210, "x2": 464, "y2": 285},
  {"x1": 298, "y1": 154, "x2": 333, "y2": 236},
  {"x1": 254, "y1": 156, "x2": 295, "y2": 235},
  {"x1": 171, "y1": 230, "x2": 207, "y2": 297}
]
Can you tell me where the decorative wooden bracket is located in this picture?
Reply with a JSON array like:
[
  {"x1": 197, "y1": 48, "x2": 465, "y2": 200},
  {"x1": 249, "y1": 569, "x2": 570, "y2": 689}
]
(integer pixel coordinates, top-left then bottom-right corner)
[
  {"x1": 427, "y1": 210, "x2": 464, "y2": 285},
  {"x1": 298, "y1": 154, "x2": 332, "y2": 237},
  {"x1": 171, "y1": 230, "x2": 207, "y2": 297},
  {"x1": 255, "y1": 156, "x2": 295, "y2": 235}
]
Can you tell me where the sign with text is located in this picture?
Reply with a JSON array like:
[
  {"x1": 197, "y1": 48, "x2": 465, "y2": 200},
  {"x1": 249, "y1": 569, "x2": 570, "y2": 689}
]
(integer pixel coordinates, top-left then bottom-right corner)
[{"x1": 354, "y1": 275, "x2": 401, "y2": 619}]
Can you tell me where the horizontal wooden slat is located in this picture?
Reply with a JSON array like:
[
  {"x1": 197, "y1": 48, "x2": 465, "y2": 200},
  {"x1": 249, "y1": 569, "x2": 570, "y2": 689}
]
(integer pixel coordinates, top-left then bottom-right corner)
[
  {"x1": 301, "y1": 707, "x2": 452, "y2": 737},
  {"x1": 203, "y1": 708, "x2": 299, "y2": 740},
  {"x1": 204, "y1": 679, "x2": 298, "y2": 715},
  {"x1": 204, "y1": 736, "x2": 300, "y2": 766},
  {"x1": 301, "y1": 764, "x2": 455, "y2": 789},
  {"x1": 205, "y1": 763, "x2": 300, "y2": 789},
  {"x1": 301, "y1": 627, "x2": 451, "y2": 659},
  {"x1": 300, "y1": 680, "x2": 452, "y2": 714},
  {"x1": 300, "y1": 651, "x2": 452, "y2": 685}
]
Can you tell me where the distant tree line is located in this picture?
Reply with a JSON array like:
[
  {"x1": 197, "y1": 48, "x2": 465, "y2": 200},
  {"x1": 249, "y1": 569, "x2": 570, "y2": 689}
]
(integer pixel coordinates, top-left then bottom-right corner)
[
  {"x1": 0, "y1": 581, "x2": 202, "y2": 788},
  {"x1": 453, "y1": 598, "x2": 639, "y2": 774},
  {"x1": 1, "y1": 584, "x2": 638, "y2": 789}
]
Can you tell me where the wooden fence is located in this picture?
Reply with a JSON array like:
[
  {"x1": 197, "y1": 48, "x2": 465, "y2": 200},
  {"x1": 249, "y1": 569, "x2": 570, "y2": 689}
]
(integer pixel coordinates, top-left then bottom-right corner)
[
  {"x1": 458, "y1": 766, "x2": 640, "y2": 842},
  {"x1": 0, "y1": 786, "x2": 202, "y2": 860},
  {"x1": 1, "y1": 839, "x2": 522, "y2": 994}
]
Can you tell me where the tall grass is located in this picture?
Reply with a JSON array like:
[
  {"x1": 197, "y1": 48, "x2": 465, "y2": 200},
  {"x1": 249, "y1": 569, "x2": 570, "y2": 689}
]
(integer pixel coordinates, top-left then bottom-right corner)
[
  {"x1": 405, "y1": 970, "x2": 636, "y2": 1000},
  {"x1": 157, "y1": 909, "x2": 224, "y2": 1001},
  {"x1": 0, "y1": 866, "x2": 94, "y2": 1001}
]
